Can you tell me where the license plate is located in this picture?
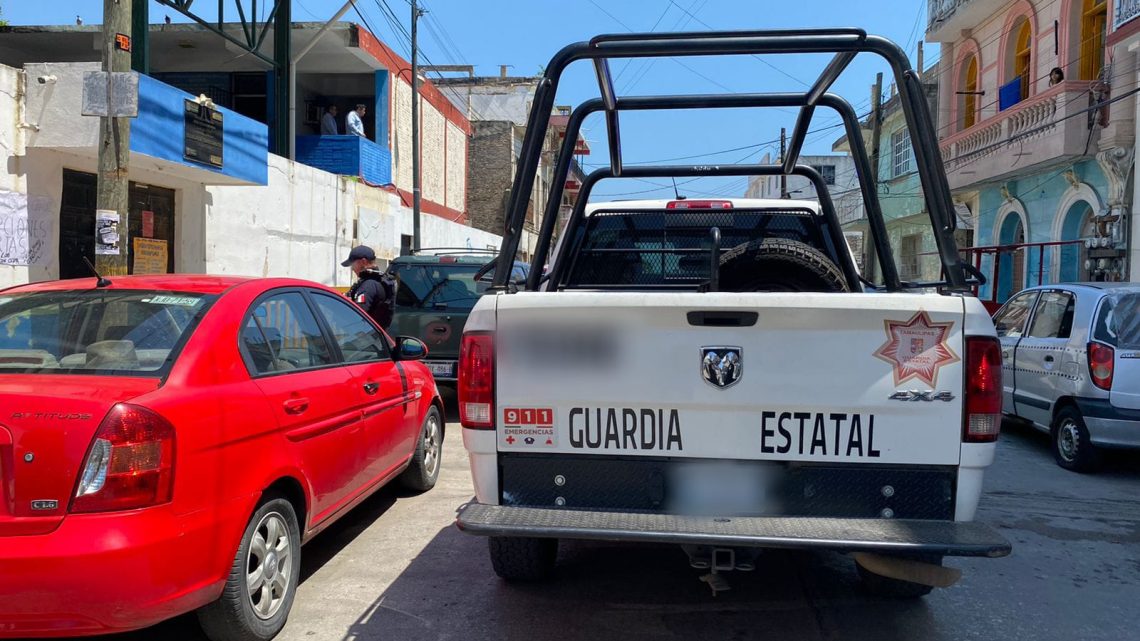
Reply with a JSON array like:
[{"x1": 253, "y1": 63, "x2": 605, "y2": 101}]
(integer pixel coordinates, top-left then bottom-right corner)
[
  {"x1": 666, "y1": 461, "x2": 780, "y2": 516},
  {"x1": 426, "y1": 361, "x2": 456, "y2": 377}
]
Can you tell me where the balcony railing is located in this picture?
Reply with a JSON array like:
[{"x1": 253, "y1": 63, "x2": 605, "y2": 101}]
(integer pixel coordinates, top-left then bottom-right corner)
[
  {"x1": 295, "y1": 135, "x2": 392, "y2": 186},
  {"x1": 928, "y1": 0, "x2": 972, "y2": 30},
  {"x1": 938, "y1": 81, "x2": 1097, "y2": 188}
]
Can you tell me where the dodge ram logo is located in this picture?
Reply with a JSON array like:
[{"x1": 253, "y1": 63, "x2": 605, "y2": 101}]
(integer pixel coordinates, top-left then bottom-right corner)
[{"x1": 701, "y1": 347, "x2": 742, "y2": 389}]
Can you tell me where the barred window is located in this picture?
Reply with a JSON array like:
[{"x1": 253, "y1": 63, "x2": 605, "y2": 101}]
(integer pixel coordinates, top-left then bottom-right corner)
[{"x1": 892, "y1": 129, "x2": 913, "y2": 177}]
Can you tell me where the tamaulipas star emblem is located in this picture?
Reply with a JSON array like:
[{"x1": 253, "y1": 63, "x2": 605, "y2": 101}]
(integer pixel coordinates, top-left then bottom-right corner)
[{"x1": 873, "y1": 311, "x2": 959, "y2": 387}]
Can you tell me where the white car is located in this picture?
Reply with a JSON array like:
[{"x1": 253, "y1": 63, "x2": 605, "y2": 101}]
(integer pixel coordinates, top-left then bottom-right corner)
[{"x1": 992, "y1": 283, "x2": 1140, "y2": 471}]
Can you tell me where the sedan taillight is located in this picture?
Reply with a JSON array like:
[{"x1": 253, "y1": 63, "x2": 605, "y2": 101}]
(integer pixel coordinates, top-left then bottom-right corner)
[{"x1": 71, "y1": 404, "x2": 176, "y2": 513}]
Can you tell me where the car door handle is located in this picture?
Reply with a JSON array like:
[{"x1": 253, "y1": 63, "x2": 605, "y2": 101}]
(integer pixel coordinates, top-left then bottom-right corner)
[
  {"x1": 283, "y1": 398, "x2": 310, "y2": 415},
  {"x1": 431, "y1": 326, "x2": 448, "y2": 334},
  {"x1": 363, "y1": 382, "x2": 379, "y2": 395}
]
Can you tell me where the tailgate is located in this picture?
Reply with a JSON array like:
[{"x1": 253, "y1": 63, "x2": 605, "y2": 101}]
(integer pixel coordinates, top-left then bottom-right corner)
[{"x1": 494, "y1": 292, "x2": 966, "y2": 466}]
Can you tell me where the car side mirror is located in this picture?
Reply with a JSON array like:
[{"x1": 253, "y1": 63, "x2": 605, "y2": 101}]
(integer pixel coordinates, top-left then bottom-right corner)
[{"x1": 395, "y1": 337, "x2": 427, "y2": 361}]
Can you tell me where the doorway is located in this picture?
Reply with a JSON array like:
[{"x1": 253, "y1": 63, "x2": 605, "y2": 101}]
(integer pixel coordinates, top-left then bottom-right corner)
[{"x1": 59, "y1": 169, "x2": 177, "y2": 280}]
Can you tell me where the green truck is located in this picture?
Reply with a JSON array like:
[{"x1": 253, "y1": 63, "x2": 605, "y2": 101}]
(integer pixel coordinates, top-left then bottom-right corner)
[{"x1": 386, "y1": 250, "x2": 529, "y2": 384}]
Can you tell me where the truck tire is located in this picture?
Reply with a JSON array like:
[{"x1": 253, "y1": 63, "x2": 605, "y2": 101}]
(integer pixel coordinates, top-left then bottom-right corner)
[
  {"x1": 718, "y1": 238, "x2": 850, "y2": 293},
  {"x1": 488, "y1": 536, "x2": 557, "y2": 581},
  {"x1": 1051, "y1": 405, "x2": 1102, "y2": 473},
  {"x1": 855, "y1": 557, "x2": 937, "y2": 599}
]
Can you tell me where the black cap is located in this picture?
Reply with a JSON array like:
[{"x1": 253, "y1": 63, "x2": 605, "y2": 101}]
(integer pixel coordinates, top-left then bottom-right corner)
[{"x1": 341, "y1": 245, "x2": 376, "y2": 267}]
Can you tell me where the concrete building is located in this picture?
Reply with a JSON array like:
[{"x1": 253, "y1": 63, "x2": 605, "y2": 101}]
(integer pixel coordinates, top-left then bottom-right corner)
[
  {"x1": 927, "y1": 0, "x2": 1133, "y2": 303},
  {"x1": 0, "y1": 21, "x2": 500, "y2": 288},
  {"x1": 436, "y1": 72, "x2": 585, "y2": 261},
  {"x1": 831, "y1": 73, "x2": 950, "y2": 285}
]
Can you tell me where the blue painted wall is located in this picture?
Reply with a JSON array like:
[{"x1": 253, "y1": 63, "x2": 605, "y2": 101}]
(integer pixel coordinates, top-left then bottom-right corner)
[
  {"x1": 974, "y1": 158, "x2": 1107, "y2": 300},
  {"x1": 131, "y1": 74, "x2": 269, "y2": 185}
]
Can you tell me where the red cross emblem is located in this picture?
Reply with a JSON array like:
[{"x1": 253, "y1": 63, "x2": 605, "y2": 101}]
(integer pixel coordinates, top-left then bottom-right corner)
[{"x1": 505, "y1": 435, "x2": 516, "y2": 445}]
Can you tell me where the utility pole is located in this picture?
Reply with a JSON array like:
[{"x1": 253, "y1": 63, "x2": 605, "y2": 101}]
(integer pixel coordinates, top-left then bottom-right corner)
[
  {"x1": 411, "y1": 0, "x2": 425, "y2": 251},
  {"x1": 867, "y1": 72, "x2": 884, "y2": 283},
  {"x1": 779, "y1": 127, "x2": 787, "y2": 199},
  {"x1": 869, "y1": 73, "x2": 884, "y2": 190},
  {"x1": 97, "y1": 0, "x2": 132, "y2": 276}
]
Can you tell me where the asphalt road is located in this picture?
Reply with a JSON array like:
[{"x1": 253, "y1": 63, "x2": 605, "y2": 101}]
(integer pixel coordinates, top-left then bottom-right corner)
[{"x1": 93, "y1": 410, "x2": 1140, "y2": 641}]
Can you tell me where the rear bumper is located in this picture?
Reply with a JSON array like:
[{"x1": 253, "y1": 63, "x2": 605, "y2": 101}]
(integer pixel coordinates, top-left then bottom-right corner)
[
  {"x1": 1074, "y1": 397, "x2": 1140, "y2": 449},
  {"x1": 456, "y1": 503, "x2": 1012, "y2": 558},
  {"x1": 0, "y1": 508, "x2": 230, "y2": 637}
]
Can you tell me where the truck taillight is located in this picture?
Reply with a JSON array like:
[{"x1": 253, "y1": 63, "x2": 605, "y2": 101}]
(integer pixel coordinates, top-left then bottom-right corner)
[
  {"x1": 964, "y1": 337, "x2": 1002, "y2": 443},
  {"x1": 71, "y1": 404, "x2": 176, "y2": 513},
  {"x1": 1088, "y1": 342, "x2": 1115, "y2": 390},
  {"x1": 459, "y1": 332, "x2": 495, "y2": 429},
  {"x1": 666, "y1": 200, "x2": 733, "y2": 209}
]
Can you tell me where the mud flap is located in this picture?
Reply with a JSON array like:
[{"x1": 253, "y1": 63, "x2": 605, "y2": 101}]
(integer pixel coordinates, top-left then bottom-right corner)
[{"x1": 851, "y1": 552, "x2": 962, "y2": 588}]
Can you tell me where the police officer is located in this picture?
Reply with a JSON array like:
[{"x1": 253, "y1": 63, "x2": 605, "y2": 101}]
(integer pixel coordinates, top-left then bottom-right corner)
[{"x1": 342, "y1": 245, "x2": 395, "y2": 330}]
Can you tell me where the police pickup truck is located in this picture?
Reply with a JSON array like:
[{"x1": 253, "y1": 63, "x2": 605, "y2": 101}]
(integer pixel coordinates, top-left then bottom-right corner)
[{"x1": 455, "y1": 28, "x2": 1011, "y2": 598}]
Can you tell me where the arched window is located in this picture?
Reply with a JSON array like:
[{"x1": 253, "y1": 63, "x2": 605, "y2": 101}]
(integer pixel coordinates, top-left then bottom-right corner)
[
  {"x1": 1080, "y1": 0, "x2": 1108, "y2": 80},
  {"x1": 1014, "y1": 20, "x2": 1033, "y2": 99},
  {"x1": 963, "y1": 56, "x2": 979, "y2": 129}
]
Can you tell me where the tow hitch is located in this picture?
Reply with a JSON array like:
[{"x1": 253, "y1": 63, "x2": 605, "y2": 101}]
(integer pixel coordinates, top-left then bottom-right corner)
[{"x1": 683, "y1": 545, "x2": 759, "y2": 596}]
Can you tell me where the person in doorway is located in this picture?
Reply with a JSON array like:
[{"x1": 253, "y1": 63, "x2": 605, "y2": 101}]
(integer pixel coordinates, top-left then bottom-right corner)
[
  {"x1": 320, "y1": 104, "x2": 340, "y2": 135},
  {"x1": 1049, "y1": 67, "x2": 1065, "y2": 86},
  {"x1": 343, "y1": 245, "x2": 396, "y2": 330},
  {"x1": 346, "y1": 104, "x2": 367, "y2": 138}
]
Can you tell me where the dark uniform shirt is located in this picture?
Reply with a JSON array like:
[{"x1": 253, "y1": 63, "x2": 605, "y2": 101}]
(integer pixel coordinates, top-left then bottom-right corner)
[{"x1": 349, "y1": 269, "x2": 393, "y2": 329}]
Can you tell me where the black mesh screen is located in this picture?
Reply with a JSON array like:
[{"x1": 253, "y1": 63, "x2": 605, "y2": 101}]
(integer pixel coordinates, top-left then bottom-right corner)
[{"x1": 562, "y1": 208, "x2": 840, "y2": 288}]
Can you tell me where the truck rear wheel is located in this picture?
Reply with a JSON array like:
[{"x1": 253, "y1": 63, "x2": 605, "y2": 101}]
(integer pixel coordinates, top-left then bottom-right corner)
[
  {"x1": 855, "y1": 555, "x2": 938, "y2": 598},
  {"x1": 488, "y1": 536, "x2": 557, "y2": 581},
  {"x1": 718, "y1": 238, "x2": 850, "y2": 293}
]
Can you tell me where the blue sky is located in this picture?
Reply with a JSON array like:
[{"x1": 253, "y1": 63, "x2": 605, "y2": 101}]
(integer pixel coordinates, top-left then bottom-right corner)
[{"x1": 4, "y1": 1, "x2": 936, "y2": 200}]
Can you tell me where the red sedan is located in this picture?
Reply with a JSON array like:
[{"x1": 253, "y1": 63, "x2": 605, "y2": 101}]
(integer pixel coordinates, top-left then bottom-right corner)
[{"x1": 0, "y1": 275, "x2": 444, "y2": 640}]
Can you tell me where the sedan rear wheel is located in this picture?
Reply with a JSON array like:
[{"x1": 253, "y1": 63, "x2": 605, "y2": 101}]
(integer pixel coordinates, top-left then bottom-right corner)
[{"x1": 198, "y1": 497, "x2": 302, "y2": 641}]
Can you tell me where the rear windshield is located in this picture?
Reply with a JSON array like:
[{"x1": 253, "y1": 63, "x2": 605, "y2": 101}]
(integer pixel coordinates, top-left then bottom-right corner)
[
  {"x1": 391, "y1": 263, "x2": 490, "y2": 312},
  {"x1": 0, "y1": 290, "x2": 213, "y2": 375},
  {"x1": 562, "y1": 208, "x2": 840, "y2": 288},
  {"x1": 1093, "y1": 292, "x2": 1140, "y2": 350}
]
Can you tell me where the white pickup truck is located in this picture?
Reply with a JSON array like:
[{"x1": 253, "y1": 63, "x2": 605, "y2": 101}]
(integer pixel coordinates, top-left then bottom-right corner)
[{"x1": 455, "y1": 29, "x2": 1011, "y2": 598}]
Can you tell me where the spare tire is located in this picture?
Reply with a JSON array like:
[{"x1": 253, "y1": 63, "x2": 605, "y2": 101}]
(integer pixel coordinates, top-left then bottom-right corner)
[{"x1": 717, "y1": 238, "x2": 850, "y2": 293}]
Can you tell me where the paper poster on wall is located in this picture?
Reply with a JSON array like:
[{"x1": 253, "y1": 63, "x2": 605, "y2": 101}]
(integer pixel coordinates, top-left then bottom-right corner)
[
  {"x1": 0, "y1": 191, "x2": 54, "y2": 267},
  {"x1": 133, "y1": 238, "x2": 168, "y2": 274},
  {"x1": 95, "y1": 209, "x2": 122, "y2": 255},
  {"x1": 142, "y1": 210, "x2": 155, "y2": 238}
]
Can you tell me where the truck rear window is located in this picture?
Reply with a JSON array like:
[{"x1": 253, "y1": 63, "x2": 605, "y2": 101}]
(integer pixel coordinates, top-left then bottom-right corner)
[
  {"x1": 0, "y1": 290, "x2": 212, "y2": 375},
  {"x1": 563, "y1": 208, "x2": 841, "y2": 288}
]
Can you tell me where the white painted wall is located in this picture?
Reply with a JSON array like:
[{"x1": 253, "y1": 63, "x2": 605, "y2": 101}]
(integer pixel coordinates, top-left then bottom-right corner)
[{"x1": 356, "y1": 190, "x2": 502, "y2": 265}]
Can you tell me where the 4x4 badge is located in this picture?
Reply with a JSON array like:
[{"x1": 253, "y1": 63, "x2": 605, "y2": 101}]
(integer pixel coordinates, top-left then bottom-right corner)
[{"x1": 701, "y1": 347, "x2": 742, "y2": 389}]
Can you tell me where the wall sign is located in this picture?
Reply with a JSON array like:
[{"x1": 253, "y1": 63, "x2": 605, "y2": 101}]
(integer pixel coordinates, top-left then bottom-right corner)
[
  {"x1": 133, "y1": 237, "x2": 168, "y2": 274},
  {"x1": 141, "y1": 210, "x2": 155, "y2": 238},
  {"x1": 184, "y1": 99, "x2": 224, "y2": 168}
]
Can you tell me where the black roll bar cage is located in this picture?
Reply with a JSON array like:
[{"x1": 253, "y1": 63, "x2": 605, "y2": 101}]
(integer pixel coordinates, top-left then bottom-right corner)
[{"x1": 491, "y1": 28, "x2": 967, "y2": 293}]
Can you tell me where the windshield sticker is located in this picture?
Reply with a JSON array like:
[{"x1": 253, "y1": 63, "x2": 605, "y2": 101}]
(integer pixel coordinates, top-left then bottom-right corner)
[
  {"x1": 143, "y1": 295, "x2": 201, "y2": 307},
  {"x1": 501, "y1": 408, "x2": 557, "y2": 449},
  {"x1": 874, "y1": 311, "x2": 959, "y2": 387}
]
